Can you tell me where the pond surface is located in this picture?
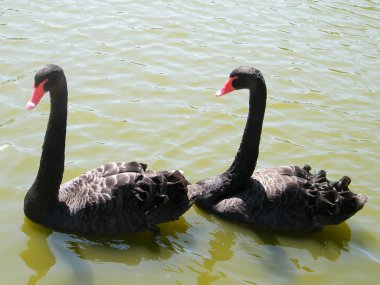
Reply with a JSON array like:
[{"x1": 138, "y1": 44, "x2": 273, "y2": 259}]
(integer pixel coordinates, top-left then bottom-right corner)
[{"x1": 1, "y1": 1, "x2": 379, "y2": 284}]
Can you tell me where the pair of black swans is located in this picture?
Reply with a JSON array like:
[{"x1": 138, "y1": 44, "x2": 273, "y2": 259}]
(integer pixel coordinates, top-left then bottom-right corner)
[{"x1": 24, "y1": 64, "x2": 367, "y2": 235}]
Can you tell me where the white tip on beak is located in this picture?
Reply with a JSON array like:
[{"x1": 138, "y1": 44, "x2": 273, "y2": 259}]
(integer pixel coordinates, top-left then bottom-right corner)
[{"x1": 26, "y1": 101, "x2": 36, "y2": 110}]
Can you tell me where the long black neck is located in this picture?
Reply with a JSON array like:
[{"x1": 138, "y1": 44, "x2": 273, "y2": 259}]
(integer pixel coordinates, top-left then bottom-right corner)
[
  {"x1": 226, "y1": 83, "x2": 267, "y2": 189},
  {"x1": 196, "y1": 81, "x2": 267, "y2": 208},
  {"x1": 26, "y1": 78, "x2": 68, "y2": 210}
]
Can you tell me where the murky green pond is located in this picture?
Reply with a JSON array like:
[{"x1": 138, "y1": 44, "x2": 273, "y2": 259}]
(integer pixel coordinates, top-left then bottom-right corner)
[{"x1": 1, "y1": 1, "x2": 379, "y2": 284}]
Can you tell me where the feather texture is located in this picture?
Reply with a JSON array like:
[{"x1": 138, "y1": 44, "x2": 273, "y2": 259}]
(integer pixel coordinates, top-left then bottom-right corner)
[
  {"x1": 24, "y1": 65, "x2": 196, "y2": 235},
  {"x1": 210, "y1": 165, "x2": 367, "y2": 231},
  {"x1": 195, "y1": 66, "x2": 367, "y2": 231}
]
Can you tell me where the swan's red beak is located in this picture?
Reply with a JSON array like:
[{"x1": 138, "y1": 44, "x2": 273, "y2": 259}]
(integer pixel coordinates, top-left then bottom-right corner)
[
  {"x1": 26, "y1": 79, "x2": 48, "y2": 110},
  {"x1": 215, "y1": 76, "x2": 237, "y2": 97}
]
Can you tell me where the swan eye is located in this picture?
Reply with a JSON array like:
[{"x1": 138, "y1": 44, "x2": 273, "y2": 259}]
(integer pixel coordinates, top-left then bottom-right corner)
[{"x1": 229, "y1": 75, "x2": 238, "y2": 87}]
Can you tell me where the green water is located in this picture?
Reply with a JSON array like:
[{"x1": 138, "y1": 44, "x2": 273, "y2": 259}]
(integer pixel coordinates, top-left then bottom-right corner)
[{"x1": 1, "y1": 1, "x2": 379, "y2": 284}]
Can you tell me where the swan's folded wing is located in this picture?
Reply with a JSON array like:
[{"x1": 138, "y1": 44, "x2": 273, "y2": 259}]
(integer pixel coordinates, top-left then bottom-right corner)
[
  {"x1": 58, "y1": 162, "x2": 139, "y2": 215},
  {"x1": 92, "y1": 161, "x2": 147, "y2": 177},
  {"x1": 251, "y1": 165, "x2": 367, "y2": 228},
  {"x1": 58, "y1": 161, "x2": 190, "y2": 216}
]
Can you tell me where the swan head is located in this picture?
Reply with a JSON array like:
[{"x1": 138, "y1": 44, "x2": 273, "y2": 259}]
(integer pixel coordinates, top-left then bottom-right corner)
[
  {"x1": 27, "y1": 64, "x2": 65, "y2": 110},
  {"x1": 216, "y1": 66, "x2": 265, "y2": 97}
]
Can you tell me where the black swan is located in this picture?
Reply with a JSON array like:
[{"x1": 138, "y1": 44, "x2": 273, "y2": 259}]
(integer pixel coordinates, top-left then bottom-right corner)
[
  {"x1": 194, "y1": 66, "x2": 367, "y2": 232},
  {"x1": 24, "y1": 64, "x2": 196, "y2": 235}
]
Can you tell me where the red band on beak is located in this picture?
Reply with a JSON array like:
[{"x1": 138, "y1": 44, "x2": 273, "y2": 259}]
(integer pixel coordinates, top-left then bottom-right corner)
[
  {"x1": 215, "y1": 76, "x2": 237, "y2": 97},
  {"x1": 26, "y1": 79, "x2": 48, "y2": 110}
]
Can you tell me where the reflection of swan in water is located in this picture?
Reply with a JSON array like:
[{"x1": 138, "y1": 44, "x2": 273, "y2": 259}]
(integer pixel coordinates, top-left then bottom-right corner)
[
  {"x1": 250, "y1": 222, "x2": 352, "y2": 282},
  {"x1": 20, "y1": 218, "x2": 93, "y2": 285},
  {"x1": 20, "y1": 219, "x2": 55, "y2": 285},
  {"x1": 253, "y1": 222, "x2": 352, "y2": 261},
  {"x1": 20, "y1": 217, "x2": 191, "y2": 284},
  {"x1": 65, "y1": 217, "x2": 191, "y2": 265},
  {"x1": 192, "y1": 209, "x2": 353, "y2": 284},
  {"x1": 190, "y1": 229, "x2": 236, "y2": 284}
]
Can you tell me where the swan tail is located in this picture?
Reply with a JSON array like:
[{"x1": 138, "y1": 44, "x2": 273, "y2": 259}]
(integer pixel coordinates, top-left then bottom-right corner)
[
  {"x1": 302, "y1": 165, "x2": 368, "y2": 228},
  {"x1": 132, "y1": 169, "x2": 192, "y2": 215}
]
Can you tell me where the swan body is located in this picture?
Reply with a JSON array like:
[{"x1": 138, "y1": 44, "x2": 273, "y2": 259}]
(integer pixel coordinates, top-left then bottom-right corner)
[
  {"x1": 195, "y1": 66, "x2": 367, "y2": 232},
  {"x1": 24, "y1": 64, "x2": 195, "y2": 234}
]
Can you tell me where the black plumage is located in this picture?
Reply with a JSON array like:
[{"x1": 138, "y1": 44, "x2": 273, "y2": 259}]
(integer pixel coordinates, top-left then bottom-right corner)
[
  {"x1": 24, "y1": 64, "x2": 195, "y2": 235},
  {"x1": 195, "y1": 66, "x2": 367, "y2": 231}
]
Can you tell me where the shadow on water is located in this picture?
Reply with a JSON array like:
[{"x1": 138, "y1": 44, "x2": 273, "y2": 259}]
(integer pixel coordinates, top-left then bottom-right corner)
[{"x1": 20, "y1": 216, "x2": 192, "y2": 285}]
